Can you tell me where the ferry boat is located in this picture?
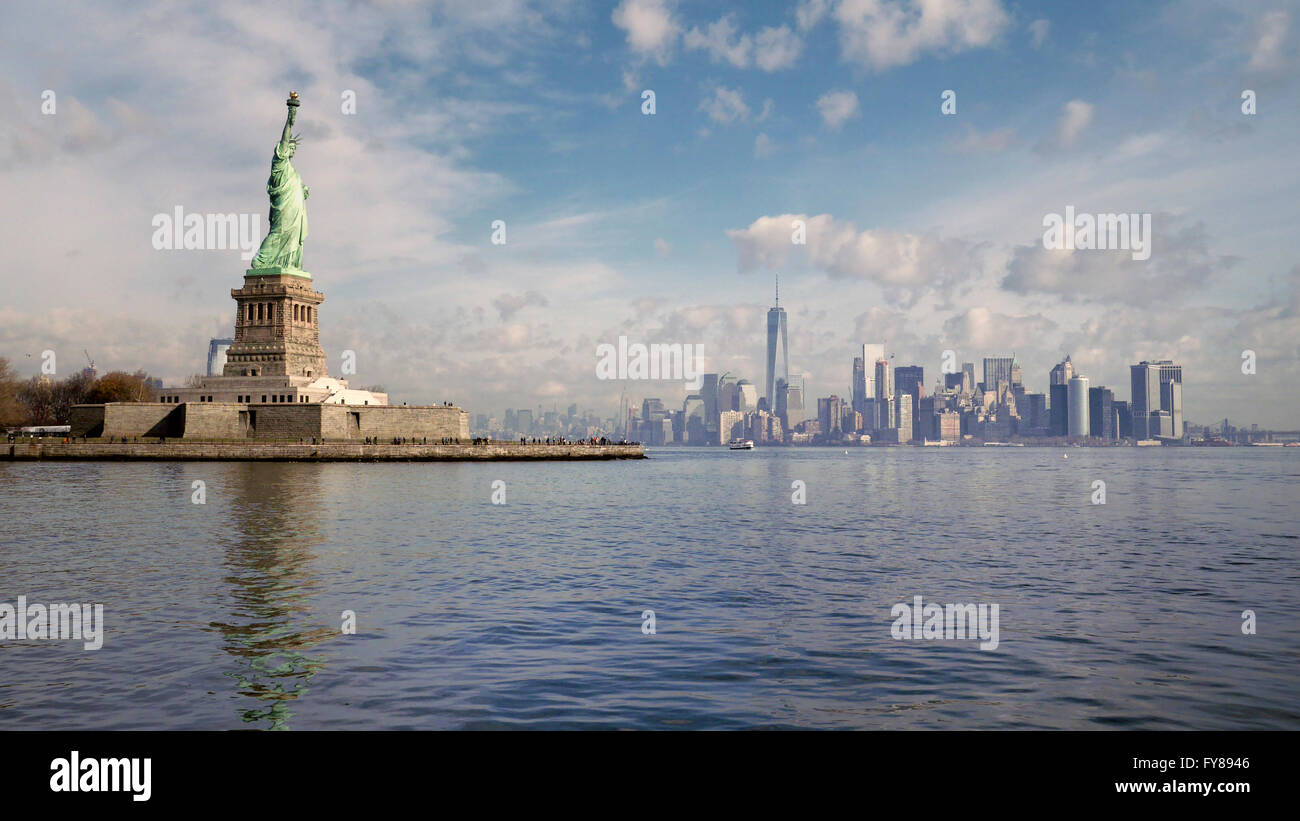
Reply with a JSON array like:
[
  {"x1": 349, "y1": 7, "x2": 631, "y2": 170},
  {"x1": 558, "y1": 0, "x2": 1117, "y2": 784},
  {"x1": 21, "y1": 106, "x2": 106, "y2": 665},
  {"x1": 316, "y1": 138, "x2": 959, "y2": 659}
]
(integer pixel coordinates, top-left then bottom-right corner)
[{"x1": 728, "y1": 439, "x2": 755, "y2": 450}]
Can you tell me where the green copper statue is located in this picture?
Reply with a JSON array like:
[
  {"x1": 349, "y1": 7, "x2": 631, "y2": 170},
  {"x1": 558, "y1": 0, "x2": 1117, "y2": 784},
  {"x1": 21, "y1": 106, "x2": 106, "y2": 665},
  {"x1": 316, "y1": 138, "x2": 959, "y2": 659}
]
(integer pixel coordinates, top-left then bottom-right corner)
[{"x1": 250, "y1": 92, "x2": 309, "y2": 270}]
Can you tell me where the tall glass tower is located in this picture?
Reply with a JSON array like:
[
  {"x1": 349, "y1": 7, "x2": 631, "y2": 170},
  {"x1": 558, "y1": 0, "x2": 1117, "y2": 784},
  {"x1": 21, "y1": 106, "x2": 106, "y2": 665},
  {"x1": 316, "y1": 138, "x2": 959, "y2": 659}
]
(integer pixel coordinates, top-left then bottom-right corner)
[{"x1": 765, "y1": 276, "x2": 788, "y2": 412}]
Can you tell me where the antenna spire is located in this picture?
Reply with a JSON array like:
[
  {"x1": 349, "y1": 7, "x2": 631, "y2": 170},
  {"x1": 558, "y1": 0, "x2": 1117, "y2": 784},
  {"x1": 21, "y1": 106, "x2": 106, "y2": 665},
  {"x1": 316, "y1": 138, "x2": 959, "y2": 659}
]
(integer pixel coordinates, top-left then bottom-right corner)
[{"x1": 775, "y1": 273, "x2": 780, "y2": 307}]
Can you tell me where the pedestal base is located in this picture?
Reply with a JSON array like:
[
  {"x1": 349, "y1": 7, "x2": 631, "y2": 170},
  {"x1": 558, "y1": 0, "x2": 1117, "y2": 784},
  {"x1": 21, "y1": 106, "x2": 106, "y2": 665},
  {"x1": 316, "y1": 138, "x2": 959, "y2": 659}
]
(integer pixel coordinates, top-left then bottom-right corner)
[{"x1": 246, "y1": 266, "x2": 311, "y2": 279}]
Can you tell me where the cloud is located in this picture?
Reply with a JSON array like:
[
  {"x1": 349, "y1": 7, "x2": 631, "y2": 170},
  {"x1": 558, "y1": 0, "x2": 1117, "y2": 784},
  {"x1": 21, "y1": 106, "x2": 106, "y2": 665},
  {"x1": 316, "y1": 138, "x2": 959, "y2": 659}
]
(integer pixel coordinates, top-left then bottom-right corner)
[
  {"x1": 612, "y1": 0, "x2": 680, "y2": 64},
  {"x1": 1000, "y1": 215, "x2": 1237, "y2": 305},
  {"x1": 797, "y1": 0, "x2": 831, "y2": 31},
  {"x1": 684, "y1": 15, "x2": 752, "y2": 67},
  {"x1": 815, "y1": 89, "x2": 859, "y2": 130},
  {"x1": 699, "y1": 85, "x2": 750, "y2": 124},
  {"x1": 654, "y1": 237, "x2": 672, "y2": 256},
  {"x1": 754, "y1": 26, "x2": 803, "y2": 70},
  {"x1": 1028, "y1": 18, "x2": 1049, "y2": 49},
  {"x1": 1247, "y1": 10, "x2": 1289, "y2": 72},
  {"x1": 941, "y1": 306, "x2": 1059, "y2": 352},
  {"x1": 1036, "y1": 99, "x2": 1093, "y2": 152},
  {"x1": 492, "y1": 290, "x2": 550, "y2": 321},
  {"x1": 727, "y1": 213, "x2": 987, "y2": 305},
  {"x1": 833, "y1": 0, "x2": 1011, "y2": 71},
  {"x1": 754, "y1": 133, "x2": 777, "y2": 157},
  {"x1": 945, "y1": 124, "x2": 1016, "y2": 154},
  {"x1": 684, "y1": 17, "x2": 802, "y2": 71}
]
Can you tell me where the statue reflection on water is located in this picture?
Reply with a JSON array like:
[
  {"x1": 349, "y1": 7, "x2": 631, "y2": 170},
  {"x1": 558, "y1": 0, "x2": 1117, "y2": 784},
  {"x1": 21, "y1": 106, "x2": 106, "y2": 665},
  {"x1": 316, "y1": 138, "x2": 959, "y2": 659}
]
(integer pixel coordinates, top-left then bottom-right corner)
[{"x1": 206, "y1": 463, "x2": 335, "y2": 730}]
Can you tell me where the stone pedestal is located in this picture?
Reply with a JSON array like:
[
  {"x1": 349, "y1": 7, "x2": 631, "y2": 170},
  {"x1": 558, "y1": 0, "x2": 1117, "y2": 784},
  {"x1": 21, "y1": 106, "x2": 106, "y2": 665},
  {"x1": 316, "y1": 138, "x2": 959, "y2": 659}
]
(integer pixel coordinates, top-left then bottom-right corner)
[{"x1": 224, "y1": 270, "x2": 327, "y2": 378}]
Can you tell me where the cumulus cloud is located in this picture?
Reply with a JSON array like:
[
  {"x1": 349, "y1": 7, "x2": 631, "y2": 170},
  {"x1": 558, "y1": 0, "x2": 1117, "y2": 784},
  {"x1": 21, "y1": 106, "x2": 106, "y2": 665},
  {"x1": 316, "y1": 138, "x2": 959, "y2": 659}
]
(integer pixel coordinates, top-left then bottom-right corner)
[
  {"x1": 699, "y1": 85, "x2": 750, "y2": 123},
  {"x1": 612, "y1": 0, "x2": 680, "y2": 64},
  {"x1": 727, "y1": 213, "x2": 988, "y2": 305},
  {"x1": 684, "y1": 17, "x2": 802, "y2": 71},
  {"x1": 833, "y1": 0, "x2": 1010, "y2": 71},
  {"x1": 754, "y1": 132, "x2": 777, "y2": 157},
  {"x1": 684, "y1": 15, "x2": 752, "y2": 66},
  {"x1": 754, "y1": 26, "x2": 803, "y2": 70},
  {"x1": 796, "y1": 0, "x2": 831, "y2": 31},
  {"x1": 941, "y1": 306, "x2": 1059, "y2": 352},
  {"x1": 815, "y1": 90, "x2": 860, "y2": 130},
  {"x1": 1001, "y1": 215, "x2": 1238, "y2": 305}
]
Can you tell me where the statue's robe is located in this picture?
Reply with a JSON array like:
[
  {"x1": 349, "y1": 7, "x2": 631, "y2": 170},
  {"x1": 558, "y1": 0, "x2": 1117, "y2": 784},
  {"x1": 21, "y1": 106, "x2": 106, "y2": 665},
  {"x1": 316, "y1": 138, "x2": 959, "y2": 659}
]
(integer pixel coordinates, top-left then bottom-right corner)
[{"x1": 251, "y1": 143, "x2": 307, "y2": 269}]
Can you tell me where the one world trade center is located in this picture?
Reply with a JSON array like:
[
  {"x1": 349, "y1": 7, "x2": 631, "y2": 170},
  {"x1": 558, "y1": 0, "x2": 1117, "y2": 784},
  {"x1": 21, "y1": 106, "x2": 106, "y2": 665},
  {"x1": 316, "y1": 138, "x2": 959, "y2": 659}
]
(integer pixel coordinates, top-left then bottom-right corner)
[{"x1": 765, "y1": 275, "x2": 788, "y2": 411}]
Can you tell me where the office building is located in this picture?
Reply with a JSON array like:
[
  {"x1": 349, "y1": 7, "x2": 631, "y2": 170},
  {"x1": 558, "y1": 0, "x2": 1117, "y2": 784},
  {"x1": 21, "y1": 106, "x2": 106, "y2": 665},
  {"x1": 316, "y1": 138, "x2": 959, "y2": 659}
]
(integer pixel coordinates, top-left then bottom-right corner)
[
  {"x1": 874, "y1": 359, "x2": 893, "y2": 430},
  {"x1": 862, "y1": 343, "x2": 884, "y2": 406},
  {"x1": 818, "y1": 395, "x2": 844, "y2": 437},
  {"x1": 938, "y1": 410, "x2": 961, "y2": 442},
  {"x1": 1067, "y1": 375, "x2": 1090, "y2": 437},
  {"x1": 895, "y1": 393, "x2": 913, "y2": 444},
  {"x1": 765, "y1": 280, "x2": 789, "y2": 412},
  {"x1": 1114, "y1": 400, "x2": 1132, "y2": 439},
  {"x1": 206, "y1": 338, "x2": 235, "y2": 377},
  {"x1": 1089, "y1": 386, "x2": 1116, "y2": 440},
  {"x1": 1130, "y1": 360, "x2": 1183, "y2": 440},
  {"x1": 852, "y1": 356, "x2": 867, "y2": 414},
  {"x1": 983, "y1": 356, "x2": 1014, "y2": 393}
]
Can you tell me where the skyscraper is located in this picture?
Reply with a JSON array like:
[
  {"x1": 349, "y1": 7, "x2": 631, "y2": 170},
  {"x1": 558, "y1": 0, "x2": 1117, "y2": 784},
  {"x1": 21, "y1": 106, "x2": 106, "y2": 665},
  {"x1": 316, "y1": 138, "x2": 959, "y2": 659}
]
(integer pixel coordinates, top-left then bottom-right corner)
[
  {"x1": 894, "y1": 366, "x2": 924, "y2": 401},
  {"x1": 983, "y1": 356, "x2": 1014, "y2": 393},
  {"x1": 1049, "y1": 356, "x2": 1074, "y2": 436},
  {"x1": 1161, "y1": 378, "x2": 1184, "y2": 439},
  {"x1": 1130, "y1": 360, "x2": 1183, "y2": 440},
  {"x1": 895, "y1": 393, "x2": 913, "y2": 443},
  {"x1": 873, "y1": 358, "x2": 893, "y2": 430},
  {"x1": 851, "y1": 356, "x2": 867, "y2": 414},
  {"x1": 1114, "y1": 400, "x2": 1132, "y2": 439},
  {"x1": 1067, "y1": 375, "x2": 1090, "y2": 437},
  {"x1": 206, "y1": 338, "x2": 234, "y2": 377},
  {"x1": 894, "y1": 365, "x2": 924, "y2": 441},
  {"x1": 781, "y1": 378, "x2": 805, "y2": 428},
  {"x1": 1089, "y1": 386, "x2": 1115, "y2": 440},
  {"x1": 736, "y1": 379, "x2": 758, "y2": 412},
  {"x1": 1049, "y1": 384, "x2": 1068, "y2": 436},
  {"x1": 765, "y1": 277, "x2": 789, "y2": 412},
  {"x1": 862, "y1": 343, "x2": 884, "y2": 407},
  {"x1": 818, "y1": 395, "x2": 843, "y2": 436},
  {"x1": 1050, "y1": 355, "x2": 1074, "y2": 385}
]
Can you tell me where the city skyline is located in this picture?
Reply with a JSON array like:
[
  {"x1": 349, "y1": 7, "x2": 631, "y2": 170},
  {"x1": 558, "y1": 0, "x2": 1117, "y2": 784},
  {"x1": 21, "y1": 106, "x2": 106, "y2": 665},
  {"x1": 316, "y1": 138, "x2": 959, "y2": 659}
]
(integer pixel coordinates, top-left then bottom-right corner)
[{"x1": 2, "y1": 1, "x2": 1296, "y2": 427}]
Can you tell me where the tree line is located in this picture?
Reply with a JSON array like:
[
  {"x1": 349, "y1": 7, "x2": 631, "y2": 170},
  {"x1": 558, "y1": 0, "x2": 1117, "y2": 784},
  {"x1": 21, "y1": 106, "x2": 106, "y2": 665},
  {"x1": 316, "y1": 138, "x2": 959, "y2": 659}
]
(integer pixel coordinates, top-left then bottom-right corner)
[{"x1": 0, "y1": 357, "x2": 157, "y2": 427}]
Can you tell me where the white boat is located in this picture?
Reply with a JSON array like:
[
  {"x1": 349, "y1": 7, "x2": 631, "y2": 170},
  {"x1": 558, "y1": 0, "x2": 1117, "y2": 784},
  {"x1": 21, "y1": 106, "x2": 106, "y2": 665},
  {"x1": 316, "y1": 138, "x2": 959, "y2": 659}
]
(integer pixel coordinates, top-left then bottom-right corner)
[{"x1": 728, "y1": 439, "x2": 755, "y2": 450}]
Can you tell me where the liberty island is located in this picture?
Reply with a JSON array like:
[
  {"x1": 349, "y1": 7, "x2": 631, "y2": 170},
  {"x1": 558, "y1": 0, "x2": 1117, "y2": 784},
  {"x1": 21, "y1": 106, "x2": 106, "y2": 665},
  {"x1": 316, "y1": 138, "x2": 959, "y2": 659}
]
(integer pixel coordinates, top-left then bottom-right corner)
[{"x1": 18, "y1": 93, "x2": 642, "y2": 461}]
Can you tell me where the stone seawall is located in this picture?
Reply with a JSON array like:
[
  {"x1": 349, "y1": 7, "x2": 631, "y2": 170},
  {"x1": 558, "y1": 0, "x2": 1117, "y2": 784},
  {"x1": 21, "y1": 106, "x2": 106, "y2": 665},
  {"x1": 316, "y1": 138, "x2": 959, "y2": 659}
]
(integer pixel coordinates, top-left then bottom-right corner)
[{"x1": 5, "y1": 441, "x2": 645, "y2": 462}]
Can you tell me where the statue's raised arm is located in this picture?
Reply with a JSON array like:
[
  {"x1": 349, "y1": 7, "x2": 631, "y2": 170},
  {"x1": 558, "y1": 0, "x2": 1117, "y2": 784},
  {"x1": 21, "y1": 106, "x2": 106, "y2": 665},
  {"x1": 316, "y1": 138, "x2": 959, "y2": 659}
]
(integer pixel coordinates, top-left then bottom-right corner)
[{"x1": 250, "y1": 92, "x2": 309, "y2": 272}]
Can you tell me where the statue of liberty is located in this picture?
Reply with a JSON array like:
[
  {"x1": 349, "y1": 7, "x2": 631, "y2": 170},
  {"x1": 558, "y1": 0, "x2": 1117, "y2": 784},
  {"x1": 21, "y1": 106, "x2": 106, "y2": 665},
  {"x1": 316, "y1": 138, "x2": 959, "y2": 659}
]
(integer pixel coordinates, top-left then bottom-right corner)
[{"x1": 250, "y1": 92, "x2": 309, "y2": 270}]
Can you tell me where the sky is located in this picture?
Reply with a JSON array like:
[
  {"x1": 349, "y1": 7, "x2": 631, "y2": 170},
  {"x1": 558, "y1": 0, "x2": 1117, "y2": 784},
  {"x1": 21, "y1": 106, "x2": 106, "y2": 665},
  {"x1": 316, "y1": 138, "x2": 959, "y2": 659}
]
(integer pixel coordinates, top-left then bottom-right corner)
[{"x1": 1, "y1": 0, "x2": 1297, "y2": 427}]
